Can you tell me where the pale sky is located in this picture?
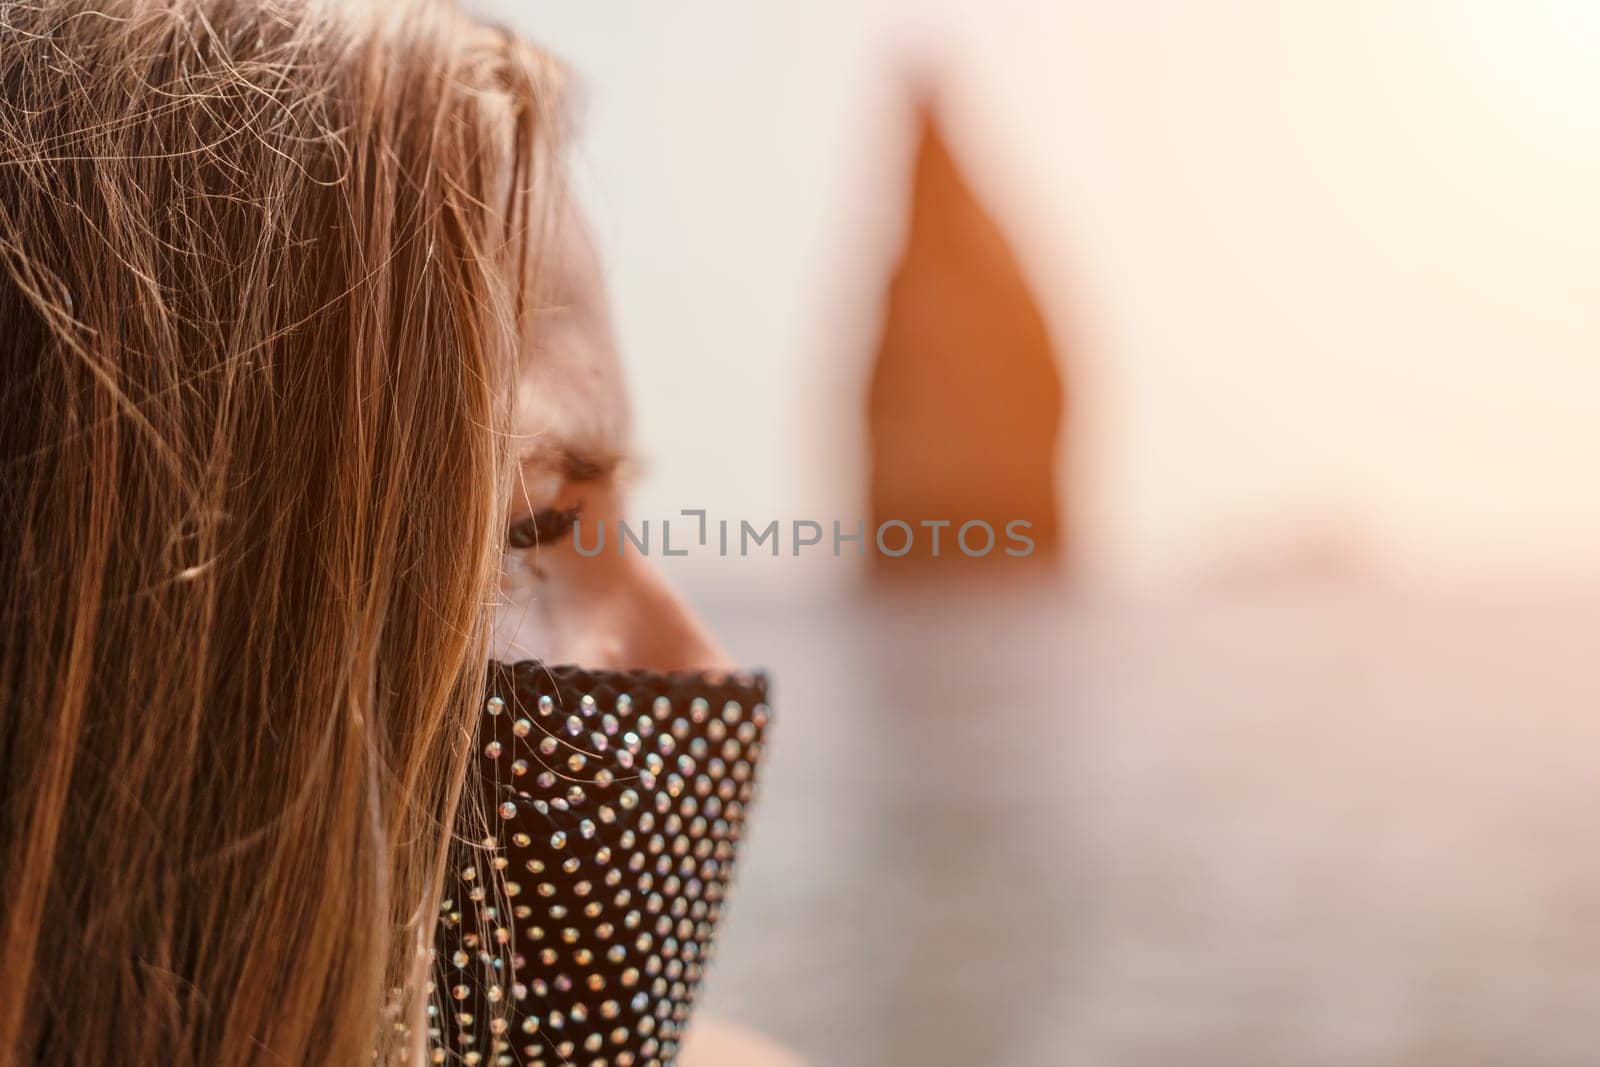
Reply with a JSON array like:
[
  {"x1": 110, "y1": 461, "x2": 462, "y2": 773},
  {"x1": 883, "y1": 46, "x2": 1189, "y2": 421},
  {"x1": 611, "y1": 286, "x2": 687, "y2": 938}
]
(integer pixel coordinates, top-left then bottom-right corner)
[{"x1": 481, "y1": 0, "x2": 1600, "y2": 593}]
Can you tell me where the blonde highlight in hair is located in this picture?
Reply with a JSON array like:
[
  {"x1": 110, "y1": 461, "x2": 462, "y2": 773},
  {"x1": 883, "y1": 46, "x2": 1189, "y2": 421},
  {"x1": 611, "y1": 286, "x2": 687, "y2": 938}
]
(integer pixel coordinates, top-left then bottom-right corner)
[{"x1": 0, "y1": 0, "x2": 561, "y2": 1060}]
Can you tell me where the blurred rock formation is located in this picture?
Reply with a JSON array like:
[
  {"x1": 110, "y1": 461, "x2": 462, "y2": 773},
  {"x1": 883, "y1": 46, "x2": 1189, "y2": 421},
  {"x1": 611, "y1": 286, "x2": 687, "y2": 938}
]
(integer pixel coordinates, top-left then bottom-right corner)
[{"x1": 867, "y1": 97, "x2": 1067, "y2": 574}]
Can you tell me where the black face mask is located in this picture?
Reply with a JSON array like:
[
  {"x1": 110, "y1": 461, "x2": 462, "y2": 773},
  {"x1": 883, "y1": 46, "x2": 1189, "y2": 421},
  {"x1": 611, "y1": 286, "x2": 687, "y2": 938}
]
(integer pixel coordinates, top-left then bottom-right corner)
[{"x1": 431, "y1": 660, "x2": 772, "y2": 1067}]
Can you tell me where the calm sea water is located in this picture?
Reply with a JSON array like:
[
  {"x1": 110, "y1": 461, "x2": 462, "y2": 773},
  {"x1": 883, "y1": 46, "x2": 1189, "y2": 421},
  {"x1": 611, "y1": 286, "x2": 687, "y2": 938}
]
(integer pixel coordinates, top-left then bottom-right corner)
[{"x1": 692, "y1": 580, "x2": 1600, "y2": 1066}]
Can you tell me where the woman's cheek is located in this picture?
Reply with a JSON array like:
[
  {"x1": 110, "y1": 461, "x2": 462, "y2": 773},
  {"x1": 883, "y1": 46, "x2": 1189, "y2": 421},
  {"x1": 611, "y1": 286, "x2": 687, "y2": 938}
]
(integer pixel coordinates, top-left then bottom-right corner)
[{"x1": 490, "y1": 549, "x2": 556, "y2": 662}]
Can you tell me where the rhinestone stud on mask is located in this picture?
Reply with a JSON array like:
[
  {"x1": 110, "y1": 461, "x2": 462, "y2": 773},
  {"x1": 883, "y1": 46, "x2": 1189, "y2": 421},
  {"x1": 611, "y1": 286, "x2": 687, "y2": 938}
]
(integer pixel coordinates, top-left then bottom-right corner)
[{"x1": 431, "y1": 661, "x2": 772, "y2": 1067}]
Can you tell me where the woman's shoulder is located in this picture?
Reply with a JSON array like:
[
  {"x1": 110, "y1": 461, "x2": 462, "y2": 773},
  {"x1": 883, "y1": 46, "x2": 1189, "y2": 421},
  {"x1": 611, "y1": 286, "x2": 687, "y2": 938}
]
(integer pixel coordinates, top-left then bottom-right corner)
[{"x1": 680, "y1": 1018, "x2": 804, "y2": 1067}]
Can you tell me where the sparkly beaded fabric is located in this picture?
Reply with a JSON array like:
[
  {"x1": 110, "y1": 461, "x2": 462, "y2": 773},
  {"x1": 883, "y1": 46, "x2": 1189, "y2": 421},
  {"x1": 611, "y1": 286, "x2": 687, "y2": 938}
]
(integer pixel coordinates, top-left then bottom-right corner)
[{"x1": 430, "y1": 662, "x2": 772, "y2": 1067}]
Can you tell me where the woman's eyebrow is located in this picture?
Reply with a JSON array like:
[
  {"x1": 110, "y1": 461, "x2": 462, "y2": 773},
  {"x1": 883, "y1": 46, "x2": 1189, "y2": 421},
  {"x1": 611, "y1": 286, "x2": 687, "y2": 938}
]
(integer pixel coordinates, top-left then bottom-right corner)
[
  {"x1": 522, "y1": 438, "x2": 630, "y2": 483},
  {"x1": 562, "y1": 445, "x2": 623, "y2": 482}
]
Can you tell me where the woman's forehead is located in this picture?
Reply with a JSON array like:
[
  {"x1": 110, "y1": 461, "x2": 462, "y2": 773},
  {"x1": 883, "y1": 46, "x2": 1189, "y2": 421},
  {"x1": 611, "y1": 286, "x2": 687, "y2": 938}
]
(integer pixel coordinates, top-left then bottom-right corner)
[{"x1": 513, "y1": 197, "x2": 631, "y2": 479}]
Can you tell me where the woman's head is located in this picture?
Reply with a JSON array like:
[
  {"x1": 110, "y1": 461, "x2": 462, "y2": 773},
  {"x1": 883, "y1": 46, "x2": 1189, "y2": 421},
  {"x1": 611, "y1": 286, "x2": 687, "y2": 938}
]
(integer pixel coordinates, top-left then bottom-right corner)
[{"x1": 0, "y1": 0, "x2": 558, "y2": 1060}]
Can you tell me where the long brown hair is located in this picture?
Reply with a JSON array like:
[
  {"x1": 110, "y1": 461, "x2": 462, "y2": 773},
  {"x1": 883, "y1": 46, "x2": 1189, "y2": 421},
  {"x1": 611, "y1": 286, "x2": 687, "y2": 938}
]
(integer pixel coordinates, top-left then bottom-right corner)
[{"x1": 0, "y1": 0, "x2": 558, "y2": 1060}]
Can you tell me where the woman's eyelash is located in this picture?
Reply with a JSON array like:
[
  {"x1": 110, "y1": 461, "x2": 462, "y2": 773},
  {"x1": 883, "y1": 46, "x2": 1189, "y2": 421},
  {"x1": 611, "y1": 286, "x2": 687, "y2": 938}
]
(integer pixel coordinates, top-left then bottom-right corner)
[{"x1": 507, "y1": 503, "x2": 583, "y2": 549}]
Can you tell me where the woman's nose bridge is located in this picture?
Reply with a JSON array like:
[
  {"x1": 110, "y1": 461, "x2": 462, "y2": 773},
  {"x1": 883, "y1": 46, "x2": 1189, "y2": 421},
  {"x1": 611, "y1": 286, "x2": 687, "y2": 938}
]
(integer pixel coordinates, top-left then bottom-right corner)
[{"x1": 614, "y1": 551, "x2": 733, "y2": 672}]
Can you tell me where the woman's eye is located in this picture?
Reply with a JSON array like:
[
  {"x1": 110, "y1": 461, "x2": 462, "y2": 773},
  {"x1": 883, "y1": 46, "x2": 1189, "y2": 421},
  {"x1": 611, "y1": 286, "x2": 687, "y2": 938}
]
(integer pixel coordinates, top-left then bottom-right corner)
[{"x1": 508, "y1": 503, "x2": 583, "y2": 549}]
